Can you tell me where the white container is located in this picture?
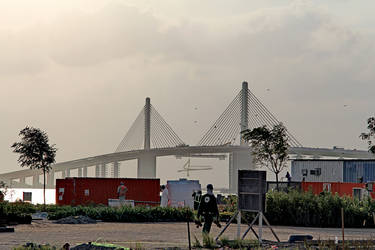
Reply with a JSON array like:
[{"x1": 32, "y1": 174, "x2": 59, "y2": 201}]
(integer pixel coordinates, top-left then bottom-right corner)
[
  {"x1": 108, "y1": 199, "x2": 134, "y2": 207},
  {"x1": 167, "y1": 179, "x2": 201, "y2": 209}
]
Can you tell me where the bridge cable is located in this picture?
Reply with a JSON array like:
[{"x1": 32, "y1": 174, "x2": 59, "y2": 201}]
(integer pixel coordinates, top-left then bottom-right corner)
[{"x1": 205, "y1": 93, "x2": 240, "y2": 146}]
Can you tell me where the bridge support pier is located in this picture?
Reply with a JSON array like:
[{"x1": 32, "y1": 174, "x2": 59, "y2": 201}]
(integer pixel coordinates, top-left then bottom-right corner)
[
  {"x1": 83, "y1": 166, "x2": 88, "y2": 177},
  {"x1": 47, "y1": 171, "x2": 55, "y2": 188},
  {"x1": 33, "y1": 175, "x2": 39, "y2": 186},
  {"x1": 229, "y1": 151, "x2": 254, "y2": 193},
  {"x1": 101, "y1": 164, "x2": 107, "y2": 177},
  {"x1": 113, "y1": 162, "x2": 119, "y2": 178},
  {"x1": 137, "y1": 154, "x2": 156, "y2": 178},
  {"x1": 95, "y1": 165, "x2": 100, "y2": 177},
  {"x1": 78, "y1": 168, "x2": 82, "y2": 177},
  {"x1": 66, "y1": 169, "x2": 71, "y2": 177}
]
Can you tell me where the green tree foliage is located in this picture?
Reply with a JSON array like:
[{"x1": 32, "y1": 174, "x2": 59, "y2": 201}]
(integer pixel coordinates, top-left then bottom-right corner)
[
  {"x1": 242, "y1": 123, "x2": 289, "y2": 190},
  {"x1": 360, "y1": 117, "x2": 375, "y2": 153},
  {"x1": 0, "y1": 181, "x2": 7, "y2": 202},
  {"x1": 11, "y1": 127, "x2": 57, "y2": 207}
]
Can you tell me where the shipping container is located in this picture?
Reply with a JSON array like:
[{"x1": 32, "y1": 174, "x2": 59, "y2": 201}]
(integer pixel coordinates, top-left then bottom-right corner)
[
  {"x1": 343, "y1": 161, "x2": 375, "y2": 183},
  {"x1": 291, "y1": 160, "x2": 344, "y2": 182},
  {"x1": 56, "y1": 178, "x2": 160, "y2": 206},
  {"x1": 301, "y1": 181, "x2": 375, "y2": 199},
  {"x1": 167, "y1": 179, "x2": 201, "y2": 209},
  {"x1": 292, "y1": 159, "x2": 375, "y2": 183}
]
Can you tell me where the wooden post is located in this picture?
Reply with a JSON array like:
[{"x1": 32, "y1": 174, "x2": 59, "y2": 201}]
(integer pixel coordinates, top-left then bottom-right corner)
[{"x1": 341, "y1": 207, "x2": 345, "y2": 249}]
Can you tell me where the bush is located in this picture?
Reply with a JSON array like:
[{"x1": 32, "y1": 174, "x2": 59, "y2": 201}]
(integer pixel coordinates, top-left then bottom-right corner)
[
  {"x1": 0, "y1": 201, "x2": 34, "y2": 225},
  {"x1": 47, "y1": 205, "x2": 194, "y2": 223},
  {"x1": 265, "y1": 190, "x2": 375, "y2": 228}
]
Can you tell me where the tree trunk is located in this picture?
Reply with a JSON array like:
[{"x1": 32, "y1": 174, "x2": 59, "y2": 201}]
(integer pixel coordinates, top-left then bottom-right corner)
[
  {"x1": 275, "y1": 172, "x2": 279, "y2": 191},
  {"x1": 43, "y1": 169, "x2": 46, "y2": 210}
]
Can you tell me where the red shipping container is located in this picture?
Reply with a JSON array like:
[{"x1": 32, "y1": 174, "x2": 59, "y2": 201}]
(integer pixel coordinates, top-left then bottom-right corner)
[
  {"x1": 301, "y1": 182, "x2": 375, "y2": 199},
  {"x1": 56, "y1": 178, "x2": 160, "y2": 206}
]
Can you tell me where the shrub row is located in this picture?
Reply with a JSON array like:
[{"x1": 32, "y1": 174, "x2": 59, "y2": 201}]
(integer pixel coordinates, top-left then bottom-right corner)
[
  {"x1": 265, "y1": 190, "x2": 375, "y2": 228},
  {"x1": 47, "y1": 205, "x2": 194, "y2": 222},
  {"x1": 5, "y1": 190, "x2": 375, "y2": 228},
  {"x1": 0, "y1": 202, "x2": 33, "y2": 224}
]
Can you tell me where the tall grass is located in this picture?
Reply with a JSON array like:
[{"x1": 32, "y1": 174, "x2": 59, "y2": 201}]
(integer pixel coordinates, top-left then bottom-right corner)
[{"x1": 265, "y1": 190, "x2": 375, "y2": 228}]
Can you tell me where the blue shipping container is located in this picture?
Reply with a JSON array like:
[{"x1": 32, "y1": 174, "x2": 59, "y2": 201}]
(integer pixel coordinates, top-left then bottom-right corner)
[{"x1": 343, "y1": 161, "x2": 375, "y2": 183}]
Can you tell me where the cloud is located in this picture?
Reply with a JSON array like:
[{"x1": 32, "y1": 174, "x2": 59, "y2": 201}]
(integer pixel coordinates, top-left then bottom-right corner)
[{"x1": 0, "y1": 28, "x2": 47, "y2": 75}]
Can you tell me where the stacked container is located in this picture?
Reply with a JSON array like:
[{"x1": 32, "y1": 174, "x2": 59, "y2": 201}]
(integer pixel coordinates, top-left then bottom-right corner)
[{"x1": 291, "y1": 159, "x2": 375, "y2": 183}]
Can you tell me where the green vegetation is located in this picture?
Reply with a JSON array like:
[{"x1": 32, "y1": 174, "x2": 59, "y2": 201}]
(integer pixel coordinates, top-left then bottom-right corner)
[
  {"x1": 13, "y1": 243, "x2": 59, "y2": 250},
  {"x1": 0, "y1": 201, "x2": 33, "y2": 224},
  {"x1": 5, "y1": 189, "x2": 375, "y2": 228},
  {"x1": 11, "y1": 127, "x2": 57, "y2": 208},
  {"x1": 265, "y1": 190, "x2": 375, "y2": 228},
  {"x1": 192, "y1": 235, "x2": 202, "y2": 248},
  {"x1": 242, "y1": 123, "x2": 290, "y2": 190},
  {"x1": 47, "y1": 205, "x2": 194, "y2": 222},
  {"x1": 360, "y1": 117, "x2": 375, "y2": 153},
  {"x1": 202, "y1": 233, "x2": 216, "y2": 248}
]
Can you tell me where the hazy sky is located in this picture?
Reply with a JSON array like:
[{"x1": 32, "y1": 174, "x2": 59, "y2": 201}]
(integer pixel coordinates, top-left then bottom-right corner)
[{"x1": 1, "y1": 0, "x2": 375, "y2": 188}]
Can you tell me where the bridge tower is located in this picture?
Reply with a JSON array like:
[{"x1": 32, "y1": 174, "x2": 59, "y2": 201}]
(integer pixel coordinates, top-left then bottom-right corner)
[
  {"x1": 116, "y1": 97, "x2": 185, "y2": 178},
  {"x1": 137, "y1": 97, "x2": 157, "y2": 178},
  {"x1": 198, "y1": 81, "x2": 302, "y2": 193},
  {"x1": 229, "y1": 82, "x2": 254, "y2": 193}
]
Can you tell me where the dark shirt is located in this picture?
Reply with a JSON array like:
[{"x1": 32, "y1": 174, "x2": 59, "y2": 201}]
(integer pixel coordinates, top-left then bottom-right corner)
[{"x1": 197, "y1": 193, "x2": 219, "y2": 217}]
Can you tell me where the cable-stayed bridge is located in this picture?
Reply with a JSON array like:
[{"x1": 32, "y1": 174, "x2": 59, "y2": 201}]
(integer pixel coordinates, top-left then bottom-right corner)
[{"x1": 1, "y1": 82, "x2": 373, "y2": 192}]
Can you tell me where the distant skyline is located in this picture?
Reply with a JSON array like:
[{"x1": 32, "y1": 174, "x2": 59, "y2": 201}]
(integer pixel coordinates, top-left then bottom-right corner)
[{"x1": 1, "y1": 0, "x2": 375, "y2": 188}]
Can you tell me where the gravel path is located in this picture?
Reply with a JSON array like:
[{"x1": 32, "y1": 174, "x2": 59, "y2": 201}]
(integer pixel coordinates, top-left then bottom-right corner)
[{"x1": 1, "y1": 220, "x2": 375, "y2": 249}]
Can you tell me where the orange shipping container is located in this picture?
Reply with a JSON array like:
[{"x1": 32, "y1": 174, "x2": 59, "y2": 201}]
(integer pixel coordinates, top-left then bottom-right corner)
[{"x1": 301, "y1": 182, "x2": 375, "y2": 199}]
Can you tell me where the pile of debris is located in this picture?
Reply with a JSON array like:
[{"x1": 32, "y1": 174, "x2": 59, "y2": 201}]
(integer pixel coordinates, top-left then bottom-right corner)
[
  {"x1": 71, "y1": 243, "x2": 128, "y2": 250},
  {"x1": 55, "y1": 216, "x2": 97, "y2": 224}
]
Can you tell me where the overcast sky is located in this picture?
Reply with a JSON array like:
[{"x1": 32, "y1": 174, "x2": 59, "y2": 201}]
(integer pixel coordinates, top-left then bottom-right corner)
[{"x1": 1, "y1": 0, "x2": 375, "y2": 188}]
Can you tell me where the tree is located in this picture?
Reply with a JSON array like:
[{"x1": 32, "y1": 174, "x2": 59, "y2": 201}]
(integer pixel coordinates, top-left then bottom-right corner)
[
  {"x1": 242, "y1": 123, "x2": 289, "y2": 191},
  {"x1": 0, "y1": 181, "x2": 7, "y2": 202},
  {"x1": 11, "y1": 127, "x2": 57, "y2": 207},
  {"x1": 360, "y1": 117, "x2": 375, "y2": 153}
]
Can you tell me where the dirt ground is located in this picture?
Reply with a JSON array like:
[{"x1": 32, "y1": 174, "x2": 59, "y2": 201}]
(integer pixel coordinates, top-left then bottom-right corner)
[{"x1": 1, "y1": 220, "x2": 375, "y2": 249}]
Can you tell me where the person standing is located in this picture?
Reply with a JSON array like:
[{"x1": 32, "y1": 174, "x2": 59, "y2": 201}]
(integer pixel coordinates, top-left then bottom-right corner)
[
  {"x1": 160, "y1": 185, "x2": 169, "y2": 207},
  {"x1": 197, "y1": 184, "x2": 220, "y2": 234},
  {"x1": 117, "y1": 182, "x2": 128, "y2": 205},
  {"x1": 192, "y1": 190, "x2": 202, "y2": 211}
]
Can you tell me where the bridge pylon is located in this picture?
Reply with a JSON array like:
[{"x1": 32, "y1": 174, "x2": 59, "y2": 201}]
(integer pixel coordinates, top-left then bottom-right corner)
[{"x1": 116, "y1": 97, "x2": 186, "y2": 178}]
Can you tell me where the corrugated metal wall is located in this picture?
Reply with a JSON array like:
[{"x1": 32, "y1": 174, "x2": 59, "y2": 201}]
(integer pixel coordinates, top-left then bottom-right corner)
[
  {"x1": 344, "y1": 161, "x2": 375, "y2": 183},
  {"x1": 291, "y1": 160, "x2": 344, "y2": 182},
  {"x1": 56, "y1": 177, "x2": 160, "y2": 206},
  {"x1": 301, "y1": 182, "x2": 371, "y2": 198}
]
